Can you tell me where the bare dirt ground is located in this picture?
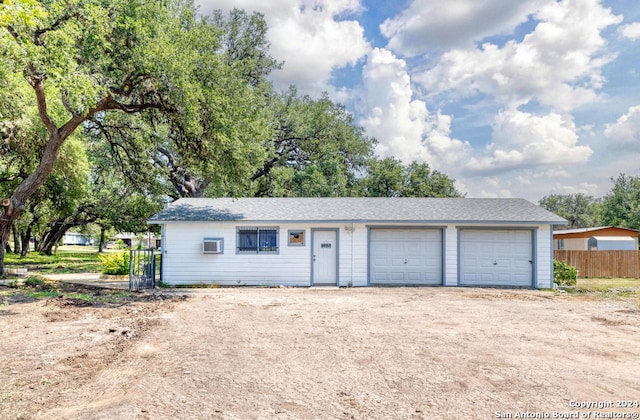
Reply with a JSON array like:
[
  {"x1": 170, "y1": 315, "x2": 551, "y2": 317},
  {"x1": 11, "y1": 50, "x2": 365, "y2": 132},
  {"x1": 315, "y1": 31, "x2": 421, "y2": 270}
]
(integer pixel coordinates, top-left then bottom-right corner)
[{"x1": 1, "y1": 285, "x2": 639, "y2": 420}]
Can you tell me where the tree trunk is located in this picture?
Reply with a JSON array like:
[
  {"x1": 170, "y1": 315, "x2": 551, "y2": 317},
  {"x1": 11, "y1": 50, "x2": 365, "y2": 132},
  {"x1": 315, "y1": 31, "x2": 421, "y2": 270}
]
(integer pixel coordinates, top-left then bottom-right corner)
[
  {"x1": 0, "y1": 199, "x2": 15, "y2": 276},
  {"x1": 41, "y1": 223, "x2": 73, "y2": 255},
  {"x1": 39, "y1": 222, "x2": 59, "y2": 254},
  {"x1": 0, "y1": 140, "x2": 65, "y2": 273},
  {"x1": 20, "y1": 227, "x2": 31, "y2": 257},
  {"x1": 98, "y1": 226, "x2": 106, "y2": 253},
  {"x1": 11, "y1": 224, "x2": 21, "y2": 255}
]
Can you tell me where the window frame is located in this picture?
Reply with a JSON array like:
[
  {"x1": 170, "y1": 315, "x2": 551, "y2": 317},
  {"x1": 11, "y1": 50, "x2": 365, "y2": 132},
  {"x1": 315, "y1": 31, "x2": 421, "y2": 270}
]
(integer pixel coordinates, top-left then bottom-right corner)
[{"x1": 236, "y1": 226, "x2": 279, "y2": 254}]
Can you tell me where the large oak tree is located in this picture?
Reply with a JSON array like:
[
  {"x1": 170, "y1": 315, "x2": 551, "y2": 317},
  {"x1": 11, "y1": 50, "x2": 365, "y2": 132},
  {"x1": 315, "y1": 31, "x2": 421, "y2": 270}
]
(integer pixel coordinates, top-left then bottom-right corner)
[{"x1": 0, "y1": 0, "x2": 248, "y2": 275}]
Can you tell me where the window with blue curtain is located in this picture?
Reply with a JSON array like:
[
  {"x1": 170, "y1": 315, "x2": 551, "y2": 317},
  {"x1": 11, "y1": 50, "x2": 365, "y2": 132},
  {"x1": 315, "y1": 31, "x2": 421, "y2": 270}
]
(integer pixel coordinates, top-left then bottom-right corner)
[{"x1": 237, "y1": 227, "x2": 278, "y2": 254}]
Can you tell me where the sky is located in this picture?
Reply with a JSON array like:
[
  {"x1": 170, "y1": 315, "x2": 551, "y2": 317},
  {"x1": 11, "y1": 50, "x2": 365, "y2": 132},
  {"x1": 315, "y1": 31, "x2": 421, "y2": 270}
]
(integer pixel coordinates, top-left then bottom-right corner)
[{"x1": 194, "y1": 0, "x2": 640, "y2": 202}]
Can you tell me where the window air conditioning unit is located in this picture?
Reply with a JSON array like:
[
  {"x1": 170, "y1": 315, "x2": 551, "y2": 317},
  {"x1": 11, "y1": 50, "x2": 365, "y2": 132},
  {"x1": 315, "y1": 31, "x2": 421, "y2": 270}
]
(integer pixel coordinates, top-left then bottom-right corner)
[{"x1": 203, "y1": 238, "x2": 223, "y2": 254}]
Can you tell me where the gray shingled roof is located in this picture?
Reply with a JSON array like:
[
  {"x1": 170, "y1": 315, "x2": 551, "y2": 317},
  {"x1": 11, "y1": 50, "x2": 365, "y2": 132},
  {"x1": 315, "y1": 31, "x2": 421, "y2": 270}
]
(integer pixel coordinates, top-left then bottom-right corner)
[{"x1": 148, "y1": 197, "x2": 567, "y2": 224}]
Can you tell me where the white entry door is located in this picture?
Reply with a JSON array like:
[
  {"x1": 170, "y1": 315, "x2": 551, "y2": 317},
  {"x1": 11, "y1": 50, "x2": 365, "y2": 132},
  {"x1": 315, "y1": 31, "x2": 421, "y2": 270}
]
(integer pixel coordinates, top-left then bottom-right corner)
[{"x1": 312, "y1": 230, "x2": 337, "y2": 285}]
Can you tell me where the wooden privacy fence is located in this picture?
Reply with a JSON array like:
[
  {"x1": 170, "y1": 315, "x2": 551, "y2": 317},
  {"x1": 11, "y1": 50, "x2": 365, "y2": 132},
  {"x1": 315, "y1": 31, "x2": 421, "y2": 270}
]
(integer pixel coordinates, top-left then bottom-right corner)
[{"x1": 554, "y1": 250, "x2": 640, "y2": 278}]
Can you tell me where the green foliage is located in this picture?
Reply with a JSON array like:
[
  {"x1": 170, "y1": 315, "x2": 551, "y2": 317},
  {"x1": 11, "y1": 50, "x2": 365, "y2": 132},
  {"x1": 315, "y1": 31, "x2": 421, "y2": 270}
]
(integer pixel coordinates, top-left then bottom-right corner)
[
  {"x1": 600, "y1": 174, "x2": 640, "y2": 230},
  {"x1": 539, "y1": 193, "x2": 601, "y2": 229},
  {"x1": 1, "y1": 0, "x2": 263, "y2": 269},
  {"x1": 150, "y1": 8, "x2": 278, "y2": 199},
  {"x1": 252, "y1": 88, "x2": 375, "y2": 197},
  {"x1": 554, "y1": 259, "x2": 578, "y2": 286},
  {"x1": 356, "y1": 157, "x2": 462, "y2": 198},
  {"x1": 99, "y1": 251, "x2": 130, "y2": 275}
]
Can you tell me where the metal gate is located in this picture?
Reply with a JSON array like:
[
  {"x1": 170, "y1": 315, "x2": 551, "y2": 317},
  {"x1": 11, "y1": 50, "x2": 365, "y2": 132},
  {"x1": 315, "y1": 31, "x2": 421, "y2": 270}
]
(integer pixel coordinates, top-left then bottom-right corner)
[{"x1": 129, "y1": 249, "x2": 157, "y2": 291}]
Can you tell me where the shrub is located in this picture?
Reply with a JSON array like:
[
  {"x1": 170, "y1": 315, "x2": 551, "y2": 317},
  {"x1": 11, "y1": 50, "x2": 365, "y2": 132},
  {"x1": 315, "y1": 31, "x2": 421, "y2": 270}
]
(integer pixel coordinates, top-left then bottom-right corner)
[
  {"x1": 554, "y1": 259, "x2": 577, "y2": 286},
  {"x1": 99, "y1": 251, "x2": 130, "y2": 275}
]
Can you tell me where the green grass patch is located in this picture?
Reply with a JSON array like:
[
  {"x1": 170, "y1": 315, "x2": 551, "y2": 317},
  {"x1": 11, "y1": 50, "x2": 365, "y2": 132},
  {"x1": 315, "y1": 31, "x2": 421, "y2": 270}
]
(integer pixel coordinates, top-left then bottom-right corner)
[
  {"x1": 26, "y1": 290, "x2": 61, "y2": 299},
  {"x1": 63, "y1": 292, "x2": 96, "y2": 302},
  {"x1": 0, "y1": 276, "x2": 138, "y2": 306},
  {"x1": 577, "y1": 278, "x2": 640, "y2": 290},
  {"x1": 5, "y1": 249, "x2": 103, "y2": 274},
  {"x1": 559, "y1": 278, "x2": 640, "y2": 301}
]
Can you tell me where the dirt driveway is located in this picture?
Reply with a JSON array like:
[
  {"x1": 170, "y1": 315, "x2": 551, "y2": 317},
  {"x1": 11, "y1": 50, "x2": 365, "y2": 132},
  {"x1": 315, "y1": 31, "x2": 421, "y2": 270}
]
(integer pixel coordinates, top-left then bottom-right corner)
[{"x1": 1, "y1": 286, "x2": 639, "y2": 419}]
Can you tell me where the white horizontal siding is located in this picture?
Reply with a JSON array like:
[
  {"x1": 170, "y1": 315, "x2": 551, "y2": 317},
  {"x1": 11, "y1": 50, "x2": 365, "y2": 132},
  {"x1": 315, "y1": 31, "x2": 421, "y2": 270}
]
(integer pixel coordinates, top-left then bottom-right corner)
[
  {"x1": 163, "y1": 223, "x2": 313, "y2": 286},
  {"x1": 341, "y1": 224, "x2": 368, "y2": 286},
  {"x1": 536, "y1": 225, "x2": 553, "y2": 288}
]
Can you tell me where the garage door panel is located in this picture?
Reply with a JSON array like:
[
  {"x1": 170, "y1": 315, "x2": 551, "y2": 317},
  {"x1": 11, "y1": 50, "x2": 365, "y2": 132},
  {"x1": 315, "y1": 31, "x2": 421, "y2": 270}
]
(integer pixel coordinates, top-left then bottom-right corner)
[
  {"x1": 390, "y1": 271, "x2": 404, "y2": 282},
  {"x1": 388, "y1": 243, "x2": 404, "y2": 253},
  {"x1": 407, "y1": 272, "x2": 421, "y2": 282},
  {"x1": 373, "y1": 257, "x2": 389, "y2": 267},
  {"x1": 391, "y1": 258, "x2": 405, "y2": 267},
  {"x1": 513, "y1": 259, "x2": 532, "y2": 269},
  {"x1": 460, "y1": 229, "x2": 533, "y2": 287},
  {"x1": 374, "y1": 272, "x2": 388, "y2": 282},
  {"x1": 370, "y1": 229, "x2": 442, "y2": 285}
]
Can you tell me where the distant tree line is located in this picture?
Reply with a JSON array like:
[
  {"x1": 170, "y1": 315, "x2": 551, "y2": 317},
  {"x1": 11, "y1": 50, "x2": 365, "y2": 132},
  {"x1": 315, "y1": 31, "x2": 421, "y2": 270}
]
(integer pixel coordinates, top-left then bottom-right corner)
[{"x1": 539, "y1": 174, "x2": 640, "y2": 230}]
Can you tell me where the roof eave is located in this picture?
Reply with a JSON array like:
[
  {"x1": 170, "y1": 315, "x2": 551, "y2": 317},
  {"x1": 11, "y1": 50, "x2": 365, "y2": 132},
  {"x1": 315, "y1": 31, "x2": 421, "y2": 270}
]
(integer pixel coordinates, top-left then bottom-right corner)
[{"x1": 148, "y1": 219, "x2": 566, "y2": 225}]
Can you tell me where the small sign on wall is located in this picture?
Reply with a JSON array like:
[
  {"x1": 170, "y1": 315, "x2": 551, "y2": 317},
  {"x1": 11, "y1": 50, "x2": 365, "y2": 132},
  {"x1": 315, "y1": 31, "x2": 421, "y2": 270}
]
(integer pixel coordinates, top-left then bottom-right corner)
[{"x1": 288, "y1": 230, "x2": 305, "y2": 246}]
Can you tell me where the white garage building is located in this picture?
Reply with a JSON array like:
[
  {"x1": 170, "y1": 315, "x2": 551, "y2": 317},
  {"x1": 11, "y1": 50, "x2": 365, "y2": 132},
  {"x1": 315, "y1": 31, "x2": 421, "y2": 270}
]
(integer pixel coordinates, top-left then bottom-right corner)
[{"x1": 148, "y1": 197, "x2": 567, "y2": 288}]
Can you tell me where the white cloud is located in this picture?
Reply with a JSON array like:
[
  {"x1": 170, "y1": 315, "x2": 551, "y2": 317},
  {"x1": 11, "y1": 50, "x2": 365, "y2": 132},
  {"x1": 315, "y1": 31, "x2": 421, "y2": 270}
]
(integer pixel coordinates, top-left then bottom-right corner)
[
  {"x1": 619, "y1": 22, "x2": 640, "y2": 40},
  {"x1": 548, "y1": 181, "x2": 599, "y2": 196},
  {"x1": 604, "y1": 105, "x2": 640, "y2": 149},
  {"x1": 460, "y1": 168, "x2": 600, "y2": 201},
  {"x1": 193, "y1": 0, "x2": 637, "y2": 203},
  {"x1": 466, "y1": 109, "x2": 592, "y2": 174},
  {"x1": 381, "y1": 0, "x2": 544, "y2": 55},
  {"x1": 415, "y1": 0, "x2": 622, "y2": 111},
  {"x1": 195, "y1": 0, "x2": 370, "y2": 96},
  {"x1": 359, "y1": 48, "x2": 471, "y2": 167}
]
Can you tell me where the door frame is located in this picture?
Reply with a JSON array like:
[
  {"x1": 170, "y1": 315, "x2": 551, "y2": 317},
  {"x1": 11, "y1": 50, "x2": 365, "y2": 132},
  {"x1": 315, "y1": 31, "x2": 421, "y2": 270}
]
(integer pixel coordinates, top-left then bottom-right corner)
[{"x1": 311, "y1": 228, "x2": 339, "y2": 286}]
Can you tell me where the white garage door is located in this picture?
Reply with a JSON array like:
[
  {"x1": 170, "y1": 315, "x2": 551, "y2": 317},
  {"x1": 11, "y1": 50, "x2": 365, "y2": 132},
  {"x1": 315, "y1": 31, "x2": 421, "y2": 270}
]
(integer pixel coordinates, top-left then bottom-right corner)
[
  {"x1": 459, "y1": 229, "x2": 533, "y2": 287},
  {"x1": 370, "y1": 228, "x2": 442, "y2": 285}
]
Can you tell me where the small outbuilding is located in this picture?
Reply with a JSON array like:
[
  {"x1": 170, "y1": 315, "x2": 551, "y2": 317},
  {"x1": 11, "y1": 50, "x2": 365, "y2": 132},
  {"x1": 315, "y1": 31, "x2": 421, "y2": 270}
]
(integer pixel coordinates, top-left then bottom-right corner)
[
  {"x1": 587, "y1": 236, "x2": 637, "y2": 251},
  {"x1": 148, "y1": 197, "x2": 566, "y2": 288},
  {"x1": 553, "y1": 226, "x2": 639, "y2": 250}
]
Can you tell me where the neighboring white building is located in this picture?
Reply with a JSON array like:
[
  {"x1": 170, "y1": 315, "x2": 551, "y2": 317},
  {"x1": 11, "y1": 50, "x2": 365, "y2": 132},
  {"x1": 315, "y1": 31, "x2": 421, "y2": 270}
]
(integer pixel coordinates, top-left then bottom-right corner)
[
  {"x1": 63, "y1": 232, "x2": 94, "y2": 246},
  {"x1": 148, "y1": 197, "x2": 567, "y2": 288}
]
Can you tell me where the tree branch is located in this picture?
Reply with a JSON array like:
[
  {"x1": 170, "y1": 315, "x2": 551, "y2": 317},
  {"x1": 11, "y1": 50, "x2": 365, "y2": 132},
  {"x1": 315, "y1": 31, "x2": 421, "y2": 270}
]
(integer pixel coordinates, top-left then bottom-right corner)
[
  {"x1": 29, "y1": 75, "x2": 57, "y2": 135},
  {"x1": 33, "y1": 11, "x2": 81, "y2": 46}
]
